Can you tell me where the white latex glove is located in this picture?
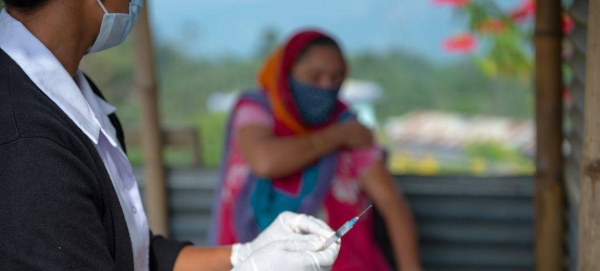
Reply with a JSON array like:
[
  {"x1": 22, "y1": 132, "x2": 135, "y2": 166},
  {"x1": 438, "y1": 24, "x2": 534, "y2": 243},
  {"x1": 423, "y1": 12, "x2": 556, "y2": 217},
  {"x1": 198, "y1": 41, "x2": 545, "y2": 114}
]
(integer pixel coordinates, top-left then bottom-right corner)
[
  {"x1": 231, "y1": 236, "x2": 341, "y2": 271},
  {"x1": 231, "y1": 211, "x2": 335, "y2": 266}
]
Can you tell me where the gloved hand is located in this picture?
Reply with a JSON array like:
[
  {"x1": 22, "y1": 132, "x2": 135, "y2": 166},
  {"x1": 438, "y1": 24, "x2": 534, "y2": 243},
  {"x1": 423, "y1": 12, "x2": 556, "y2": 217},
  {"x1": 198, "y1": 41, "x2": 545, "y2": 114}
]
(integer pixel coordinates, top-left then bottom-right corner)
[
  {"x1": 230, "y1": 211, "x2": 335, "y2": 266},
  {"x1": 231, "y1": 236, "x2": 341, "y2": 271}
]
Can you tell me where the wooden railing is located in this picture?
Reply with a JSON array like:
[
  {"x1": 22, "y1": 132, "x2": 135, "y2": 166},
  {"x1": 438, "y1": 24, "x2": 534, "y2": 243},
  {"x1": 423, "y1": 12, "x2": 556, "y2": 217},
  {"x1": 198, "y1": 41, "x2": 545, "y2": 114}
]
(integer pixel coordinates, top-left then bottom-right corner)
[{"x1": 125, "y1": 127, "x2": 203, "y2": 166}]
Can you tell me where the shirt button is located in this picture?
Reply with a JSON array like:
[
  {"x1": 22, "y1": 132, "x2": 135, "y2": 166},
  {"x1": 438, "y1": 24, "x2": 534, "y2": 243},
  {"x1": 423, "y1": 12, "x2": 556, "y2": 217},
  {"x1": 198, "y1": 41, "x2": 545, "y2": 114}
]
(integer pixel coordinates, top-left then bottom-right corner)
[{"x1": 133, "y1": 207, "x2": 137, "y2": 214}]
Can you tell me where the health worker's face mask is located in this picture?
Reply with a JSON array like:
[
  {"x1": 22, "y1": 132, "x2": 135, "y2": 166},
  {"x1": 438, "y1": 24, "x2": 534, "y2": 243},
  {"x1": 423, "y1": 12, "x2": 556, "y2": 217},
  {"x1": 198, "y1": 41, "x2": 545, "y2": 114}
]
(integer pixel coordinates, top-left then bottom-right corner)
[
  {"x1": 87, "y1": 0, "x2": 142, "y2": 53},
  {"x1": 289, "y1": 77, "x2": 340, "y2": 126}
]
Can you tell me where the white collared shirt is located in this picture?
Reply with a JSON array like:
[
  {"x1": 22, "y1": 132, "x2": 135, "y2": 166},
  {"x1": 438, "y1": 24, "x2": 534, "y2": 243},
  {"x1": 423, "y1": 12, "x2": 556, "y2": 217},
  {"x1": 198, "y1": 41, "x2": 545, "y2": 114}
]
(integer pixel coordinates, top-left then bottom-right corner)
[{"x1": 0, "y1": 9, "x2": 150, "y2": 271}]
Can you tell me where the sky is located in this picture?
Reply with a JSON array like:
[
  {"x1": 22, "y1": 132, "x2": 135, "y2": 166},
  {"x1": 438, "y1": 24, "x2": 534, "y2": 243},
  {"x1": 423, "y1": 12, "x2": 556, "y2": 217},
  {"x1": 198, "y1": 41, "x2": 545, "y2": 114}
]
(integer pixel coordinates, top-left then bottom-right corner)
[{"x1": 147, "y1": 0, "x2": 522, "y2": 61}]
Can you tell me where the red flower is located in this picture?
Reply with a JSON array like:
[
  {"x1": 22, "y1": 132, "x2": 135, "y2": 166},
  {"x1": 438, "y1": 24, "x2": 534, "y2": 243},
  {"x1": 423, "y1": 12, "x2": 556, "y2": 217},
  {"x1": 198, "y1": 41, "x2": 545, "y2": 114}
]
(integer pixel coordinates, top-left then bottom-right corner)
[
  {"x1": 431, "y1": 0, "x2": 470, "y2": 7},
  {"x1": 562, "y1": 13, "x2": 574, "y2": 34},
  {"x1": 478, "y1": 19, "x2": 506, "y2": 34},
  {"x1": 443, "y1": 33, "x2": 477, "y2": 53},
  {"x1": 563, "y1": 88, "x2": 572, "y2": 105},
  {"x1": 510, "y1": 0, "x2": 535, "y2": 22}
]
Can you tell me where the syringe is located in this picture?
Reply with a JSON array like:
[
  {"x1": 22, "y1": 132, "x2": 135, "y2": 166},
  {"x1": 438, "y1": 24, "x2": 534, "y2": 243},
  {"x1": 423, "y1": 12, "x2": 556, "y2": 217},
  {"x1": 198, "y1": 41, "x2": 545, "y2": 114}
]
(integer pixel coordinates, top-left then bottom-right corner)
[{"x1": 319, "y1": 204, "x2": 373, "y2": 251}]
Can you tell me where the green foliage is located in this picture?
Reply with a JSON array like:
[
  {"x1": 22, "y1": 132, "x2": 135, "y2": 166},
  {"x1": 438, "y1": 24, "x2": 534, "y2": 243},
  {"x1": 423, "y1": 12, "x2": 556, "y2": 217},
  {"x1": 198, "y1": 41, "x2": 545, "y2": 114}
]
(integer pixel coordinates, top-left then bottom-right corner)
[
  {"x1": 465, "y1": 141, "x2": 534, "y2": 174},
  {"x1": 348, "y1": 50, "x2": 533, "y2": 119},
  {"x1": 157, "y1": 52, "x2": 261, "y2": 125},
  {"x1": 458, "y1": 1, "x2": 533, "y2": 80},
  {"x1": 193, "y1": 113, "x2": 228, "y2": 167},
  {"x1": 466, "y1": 141, "x2": 521, "y2": 162},
  {"x1": 462, "y1": 1, "x2": 505, "y2": 29},
  {"x1": 125, "y1": 113, "x2": 228, "y2": 168},
  {"x1": 477, "y1": 31, "x2": 532, "y2": 82},
  {"x1": 126, "y1": 146, "x2": 197, "y2": 168}
]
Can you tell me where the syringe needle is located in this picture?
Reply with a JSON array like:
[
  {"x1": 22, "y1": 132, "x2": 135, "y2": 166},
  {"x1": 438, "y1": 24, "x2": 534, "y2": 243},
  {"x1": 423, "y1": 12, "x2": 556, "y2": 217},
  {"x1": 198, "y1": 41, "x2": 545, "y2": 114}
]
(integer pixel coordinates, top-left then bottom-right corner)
[
  {"x1": 319, "y1": 204, "x2": 374, "y2": 251},
  {"x1": 357, "y1": 204, "x2": 373, "y2": 218}
]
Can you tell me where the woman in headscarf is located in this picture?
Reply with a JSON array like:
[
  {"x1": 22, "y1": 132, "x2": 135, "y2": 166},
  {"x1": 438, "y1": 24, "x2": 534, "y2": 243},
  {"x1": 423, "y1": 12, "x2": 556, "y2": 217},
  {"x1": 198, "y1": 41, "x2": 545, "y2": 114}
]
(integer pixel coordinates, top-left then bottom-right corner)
[{"x1": 210, "y1": 30, "x2": 422, "y2": 271}]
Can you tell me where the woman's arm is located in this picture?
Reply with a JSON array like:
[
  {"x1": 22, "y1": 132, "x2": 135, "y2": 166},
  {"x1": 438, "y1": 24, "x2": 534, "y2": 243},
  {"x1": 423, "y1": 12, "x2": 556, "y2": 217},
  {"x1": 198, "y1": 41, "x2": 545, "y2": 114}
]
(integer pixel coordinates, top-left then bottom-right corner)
[
  {"x1": 237, "y1": 119, "x2": 372, "y2": 178},
  {"x1": 361, "y1": 161, "x2": 422, "y2": 271}
]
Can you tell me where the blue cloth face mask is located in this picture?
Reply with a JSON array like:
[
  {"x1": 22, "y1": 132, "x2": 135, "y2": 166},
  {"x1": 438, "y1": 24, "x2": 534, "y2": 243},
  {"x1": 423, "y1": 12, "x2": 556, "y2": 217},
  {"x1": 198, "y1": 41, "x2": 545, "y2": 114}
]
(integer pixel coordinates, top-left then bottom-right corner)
[
  {"x1": 87, "y1": 0, "x2": 143, "y2": 53},
  {"x1": 289, "y1": 78, "x2": 340, "y2": 126}
]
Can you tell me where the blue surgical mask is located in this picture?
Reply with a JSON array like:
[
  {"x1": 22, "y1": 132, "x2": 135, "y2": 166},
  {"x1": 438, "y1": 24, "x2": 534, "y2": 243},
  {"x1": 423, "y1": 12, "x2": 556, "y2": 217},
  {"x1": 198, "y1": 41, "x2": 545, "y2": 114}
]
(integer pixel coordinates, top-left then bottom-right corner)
[
  {"x1": 289, "y1": 78, "x2": 340, "y2": 126},
  {"x1": 87, "y1": 0, "x2": 143, "y2": 53}
]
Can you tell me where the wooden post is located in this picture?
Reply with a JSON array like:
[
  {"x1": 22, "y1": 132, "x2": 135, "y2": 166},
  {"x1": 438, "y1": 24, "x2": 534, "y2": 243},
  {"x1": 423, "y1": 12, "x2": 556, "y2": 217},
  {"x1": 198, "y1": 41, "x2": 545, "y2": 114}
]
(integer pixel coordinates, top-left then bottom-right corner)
[
  {"x1": 133, "y1": 0, "x2": 169, "y2": 237},
  {"x1": 534, "y1": 0, "x2": 564, "y2": 270},
  {"x1": 577, "y1": 0, "x2": 600, "y2": 269}
]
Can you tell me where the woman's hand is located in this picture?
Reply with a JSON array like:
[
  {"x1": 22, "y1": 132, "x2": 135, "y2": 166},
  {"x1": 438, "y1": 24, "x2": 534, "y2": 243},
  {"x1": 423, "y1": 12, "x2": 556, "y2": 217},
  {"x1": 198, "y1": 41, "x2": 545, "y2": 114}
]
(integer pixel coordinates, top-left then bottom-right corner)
[{"x1": 336, "y1": 120, "x2": 374, "y2": 149}]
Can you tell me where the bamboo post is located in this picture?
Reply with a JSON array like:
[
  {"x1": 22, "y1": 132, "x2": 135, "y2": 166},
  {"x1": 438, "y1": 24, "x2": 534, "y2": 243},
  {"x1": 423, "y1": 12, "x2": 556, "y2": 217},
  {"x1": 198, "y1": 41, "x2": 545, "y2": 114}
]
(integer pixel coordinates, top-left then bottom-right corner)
[
  {"x1": 133, "y1": 0, "x2": 169, "y2": 237},
  {"x1": 534, "y1": 0, "x2": 564, "y2": 270},
  {"x1": 577, "y1": 0, "x2": 600, "y2": 269}
]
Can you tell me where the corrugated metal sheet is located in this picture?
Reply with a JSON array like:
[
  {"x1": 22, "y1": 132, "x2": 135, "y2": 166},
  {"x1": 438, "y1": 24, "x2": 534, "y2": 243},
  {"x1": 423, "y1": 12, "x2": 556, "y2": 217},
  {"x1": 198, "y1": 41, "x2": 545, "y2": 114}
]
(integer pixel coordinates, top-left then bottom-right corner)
[
  {"x1": 569, "y1": 0, "x2": 590, "y2": 25},
  {"x1": 565, "y1": 0, "x2": 588, "y2": 210},
  {"x1": 373, "y1": 175, "x2": 533, "y2": 271},
  {"x1": 565, "y1": 0, "x2": 588, "y2": 270},
  {"x1": 134, "y1": 168, "x2": 534, "y2": 270}
]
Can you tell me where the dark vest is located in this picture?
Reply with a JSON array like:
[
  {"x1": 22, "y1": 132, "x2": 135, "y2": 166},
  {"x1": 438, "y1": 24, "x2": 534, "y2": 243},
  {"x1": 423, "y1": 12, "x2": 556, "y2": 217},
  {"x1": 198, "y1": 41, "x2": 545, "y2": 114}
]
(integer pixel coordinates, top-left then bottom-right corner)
[{"x1": 0, "y1": 49, "x2": 190, "y2": 271}]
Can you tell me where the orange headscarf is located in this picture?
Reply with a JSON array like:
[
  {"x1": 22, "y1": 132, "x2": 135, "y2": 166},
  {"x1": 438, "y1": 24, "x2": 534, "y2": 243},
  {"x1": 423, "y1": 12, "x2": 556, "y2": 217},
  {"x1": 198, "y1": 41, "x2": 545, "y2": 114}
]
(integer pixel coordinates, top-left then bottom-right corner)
[{"x1": 258, "y1": 30, "x2": 347, "y2": 135}]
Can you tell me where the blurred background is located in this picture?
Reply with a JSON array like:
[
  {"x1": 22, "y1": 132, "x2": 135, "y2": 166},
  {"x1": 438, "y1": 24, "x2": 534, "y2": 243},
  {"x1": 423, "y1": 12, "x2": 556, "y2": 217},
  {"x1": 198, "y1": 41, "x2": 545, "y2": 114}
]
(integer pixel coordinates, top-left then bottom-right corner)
[
  {"x1": 81, "y1": 0, "x2": 545, "y2": 176},
  {"x1": 73, "y1": 0, "x2": 592, "y2": 270}
]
